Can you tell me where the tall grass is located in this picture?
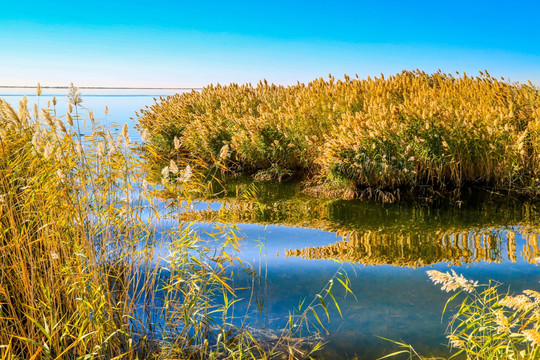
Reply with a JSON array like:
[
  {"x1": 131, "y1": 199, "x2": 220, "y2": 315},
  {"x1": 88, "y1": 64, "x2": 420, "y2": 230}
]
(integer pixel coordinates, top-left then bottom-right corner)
[
  {"x1": 137, "y1": 70, "x2": 540, "y2": 200},
  {"x1": 0, "y1": 88, "x2": 341, "y2": 359},
  {"x1": 383, "y1": 270, "x2": 540, "y2": 360}
]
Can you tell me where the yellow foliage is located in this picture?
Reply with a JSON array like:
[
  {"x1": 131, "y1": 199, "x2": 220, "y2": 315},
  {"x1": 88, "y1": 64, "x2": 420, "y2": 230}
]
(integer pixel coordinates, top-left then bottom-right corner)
[{"x1": 138, "y1": 71, "x2": 540, "y2": 197}]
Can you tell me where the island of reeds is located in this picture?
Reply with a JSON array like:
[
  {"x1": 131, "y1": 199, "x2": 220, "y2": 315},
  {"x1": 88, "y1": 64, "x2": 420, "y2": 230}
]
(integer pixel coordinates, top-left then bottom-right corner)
[{"x1": 137, "y1": 70, "x2": 540, "y2": 201}]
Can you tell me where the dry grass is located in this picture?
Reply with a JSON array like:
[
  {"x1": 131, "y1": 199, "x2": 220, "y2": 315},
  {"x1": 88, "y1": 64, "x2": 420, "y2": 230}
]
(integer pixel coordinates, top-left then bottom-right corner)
[
  {"x1": 0, "y1": 87, "x2": 337, "y2": 359},
  {"x1": 383, "y1": 271, "x2": 540, "y2": 359},
  {"x1": 137, "y1": 70, "x2": 540, "y2": 199}
]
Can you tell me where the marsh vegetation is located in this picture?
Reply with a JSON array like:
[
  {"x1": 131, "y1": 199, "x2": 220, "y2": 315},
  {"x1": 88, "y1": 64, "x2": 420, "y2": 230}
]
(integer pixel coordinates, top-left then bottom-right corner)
[
  {"x1": 138, "y1": 70, "x2": 540, "y2": 201},
  {"x1": 0, "y1": 89, "x2": 339, "y2": 359},
  {"x1": 2, "y1": 73, "x2": 540, "y2": 360}
]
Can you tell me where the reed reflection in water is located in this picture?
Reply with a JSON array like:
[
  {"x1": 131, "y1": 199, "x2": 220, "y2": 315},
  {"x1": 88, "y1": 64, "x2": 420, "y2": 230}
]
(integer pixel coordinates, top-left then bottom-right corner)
[{"x1": 177, "y1": 181, "x2": 540, "y2": 267}]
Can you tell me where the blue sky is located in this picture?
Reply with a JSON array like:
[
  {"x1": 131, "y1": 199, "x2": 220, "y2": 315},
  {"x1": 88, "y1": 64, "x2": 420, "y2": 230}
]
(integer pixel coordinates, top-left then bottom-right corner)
[{"x1": 1, "y1": 0, "x2": 539, "y2": 87}]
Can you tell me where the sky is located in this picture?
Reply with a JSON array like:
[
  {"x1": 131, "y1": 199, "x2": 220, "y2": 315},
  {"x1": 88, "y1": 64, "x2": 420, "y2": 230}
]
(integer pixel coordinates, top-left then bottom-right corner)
[{"x1": 0, "y1": 0, "x2": 539, "y2": 87}]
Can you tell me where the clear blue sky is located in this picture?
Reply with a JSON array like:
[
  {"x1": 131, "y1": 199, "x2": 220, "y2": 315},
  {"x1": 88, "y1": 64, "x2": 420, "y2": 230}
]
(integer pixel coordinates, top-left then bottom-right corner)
[{"x1": 1, "y1": 0, "x2": 539, "y2": 87}]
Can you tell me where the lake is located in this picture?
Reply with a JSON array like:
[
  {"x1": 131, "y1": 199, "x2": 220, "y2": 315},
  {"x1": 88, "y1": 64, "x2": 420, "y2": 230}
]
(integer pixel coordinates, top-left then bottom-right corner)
[{"x1": 3, "y1": 88, "x2": 540, "y2": 359}]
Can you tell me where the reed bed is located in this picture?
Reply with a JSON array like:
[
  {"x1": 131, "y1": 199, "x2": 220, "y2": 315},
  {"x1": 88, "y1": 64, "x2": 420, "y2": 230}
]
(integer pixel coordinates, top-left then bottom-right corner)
[
  {"x1": 137, "y1": 70, "x2": 540, "y2": 200},
  {"x1": 384, "y1": 270, "x2": 540, "y2": 360},
  {"x1": 0, "y1": 88, "x2": 336, "y2": 359}
]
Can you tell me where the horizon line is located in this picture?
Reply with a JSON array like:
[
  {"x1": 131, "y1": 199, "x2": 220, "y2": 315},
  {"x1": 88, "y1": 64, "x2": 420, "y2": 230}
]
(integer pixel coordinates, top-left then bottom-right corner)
[{"x1": 0, "y1": 85, "x2": 202, "y2": 90}]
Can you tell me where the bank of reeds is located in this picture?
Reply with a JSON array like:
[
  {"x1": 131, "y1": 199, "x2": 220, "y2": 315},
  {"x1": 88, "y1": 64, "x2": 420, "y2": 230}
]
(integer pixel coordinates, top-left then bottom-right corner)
[
  {"x1": 383, "y1": 270, "x2": 540, "y2": 360},
  {"x1": 137, "y1": 70, "x2": 540, "y2": 200},
  {"x1": 0, "y1": 88, "x2": 335, "y2": 359}
]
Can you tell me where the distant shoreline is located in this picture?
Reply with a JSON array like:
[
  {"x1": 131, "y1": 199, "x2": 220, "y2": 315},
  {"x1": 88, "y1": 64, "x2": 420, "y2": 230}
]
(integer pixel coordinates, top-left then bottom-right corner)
[{"x1": 0, "y1": 86, "x2": 201, "y2": 90}]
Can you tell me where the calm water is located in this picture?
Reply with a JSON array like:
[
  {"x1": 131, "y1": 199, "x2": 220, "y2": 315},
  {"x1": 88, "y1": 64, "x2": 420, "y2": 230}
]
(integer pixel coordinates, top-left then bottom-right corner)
[
  {"x1": 184, "y1": 183, "x2": 540, "y2": 359},
  {"x1": 4, "y1": 89, "x2": 540, "y2": 359}
]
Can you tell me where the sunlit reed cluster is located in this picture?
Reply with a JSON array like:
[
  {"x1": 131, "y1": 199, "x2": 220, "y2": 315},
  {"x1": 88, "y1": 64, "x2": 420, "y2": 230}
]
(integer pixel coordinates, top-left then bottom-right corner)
[
  {"x1": 138, "y1": 70, "x2": 540, "y2": 199},
  {"x1": 386, "y1": 271, "x2": 540, "y2": 359}
]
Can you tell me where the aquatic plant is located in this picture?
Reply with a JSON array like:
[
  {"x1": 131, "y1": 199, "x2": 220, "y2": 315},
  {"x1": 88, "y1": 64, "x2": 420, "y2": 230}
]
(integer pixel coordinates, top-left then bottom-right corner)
[
  {"x1": 0, "y1": 88, "x2": 340, "y2": 359},
  {"x1": 138, "y1": 70, "x2": 540, "y2": 200},
  {"x1": 381, "y1": 270, "x2": 540, "y2": 359}
]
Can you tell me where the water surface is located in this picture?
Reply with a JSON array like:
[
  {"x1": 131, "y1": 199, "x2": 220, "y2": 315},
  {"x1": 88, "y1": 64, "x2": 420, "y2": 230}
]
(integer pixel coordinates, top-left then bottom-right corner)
[{"x1": 182, "y1": 183, "x2": 540, "y2": 359}]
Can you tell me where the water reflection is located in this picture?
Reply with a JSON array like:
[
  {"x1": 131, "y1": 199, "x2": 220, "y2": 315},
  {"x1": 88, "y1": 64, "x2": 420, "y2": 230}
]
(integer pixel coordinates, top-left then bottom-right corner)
[
  {"x1": 177, "y1": 180, "x2": 540, "y2": 267},
  {"x1": 172, "y1": 185, "x2": 540, "y2": 359}
]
